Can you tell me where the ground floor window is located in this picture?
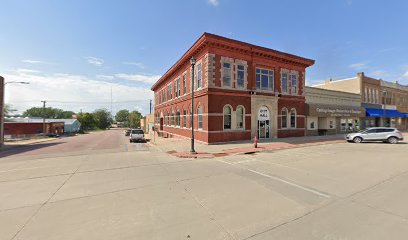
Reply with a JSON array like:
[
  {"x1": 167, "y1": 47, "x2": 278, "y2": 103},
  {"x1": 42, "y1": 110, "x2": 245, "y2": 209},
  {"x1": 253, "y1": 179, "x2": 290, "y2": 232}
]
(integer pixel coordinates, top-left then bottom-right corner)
[
  {"x1": 183, "y1": 109, "x2": 187, "y2": 128},
  {"x1": 198, "y1": 106, "x2": 203, "y2": 129},
  {"x1": 176, "y1": 110, "x2": 180, "y2": 127},
  {"x1": 223, "y1": 105, "x2": 232, "y2": 130}
]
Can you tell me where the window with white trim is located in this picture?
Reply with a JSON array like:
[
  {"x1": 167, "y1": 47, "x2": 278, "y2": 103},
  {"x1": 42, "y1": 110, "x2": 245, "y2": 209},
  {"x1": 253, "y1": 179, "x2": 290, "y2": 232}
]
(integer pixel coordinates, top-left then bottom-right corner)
[
  {"x1": 281, "y1": 108, "x2": 288, "y2": 128},
  {"x1": 237, "y1": 65, "x2": 245, "y2": 89},
  {"x1": 176, "y1": 109, "x2": 180, "y2": 127},
  {"x1": 281, "y1": 72, "x2": 288, "y2": 93},
  {"x1": 256, "y1": 68, "x2": 274, "y2": 90},
  {"x1": 290, "y1": 72, "x2": 298, "y2": 94},
  {"x1": 197, "y1": 63, "x2": 202, "y2": 89},
  {"x1": 290, "y1": 109, "x2": 296, "y2": 128},
  {"x1": 183, "y1": 74, "x2": 186, "y2": 95},
  {"x1": 197, "y1": 106, "x2": 203, "y2": 129},
  {"x1": 183, "y1": 109, "x2": 187, "y2": 128},
  {"x1": 236, "y1": 106, "x2": 244, "y2": 129},
  {"x1": 222, "y1": 62, "x2": 232, "y2": 87},
  {"x1": 168, "y1": 84, "x2": 173, "y2": 100},
  {"x1": 223, "y1": 105, "x2": 232, "y2": 130},
  {"x1": 175, "y1": 79, "x2": 180, "y2": 97}
]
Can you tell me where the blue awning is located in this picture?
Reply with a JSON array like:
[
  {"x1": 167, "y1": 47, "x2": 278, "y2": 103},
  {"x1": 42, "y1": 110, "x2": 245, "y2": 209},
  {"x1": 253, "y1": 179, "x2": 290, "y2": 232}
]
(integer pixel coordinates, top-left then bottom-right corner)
[{"x1": 366, "y1": 108, "x2": 407, "y2": 118}]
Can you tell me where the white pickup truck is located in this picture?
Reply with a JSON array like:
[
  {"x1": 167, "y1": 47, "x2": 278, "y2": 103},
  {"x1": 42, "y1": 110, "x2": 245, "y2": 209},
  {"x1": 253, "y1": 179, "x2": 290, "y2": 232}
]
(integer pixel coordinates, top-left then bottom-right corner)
[{"x1": 129, "y1": 129, "x2": 145, "y2": 143}]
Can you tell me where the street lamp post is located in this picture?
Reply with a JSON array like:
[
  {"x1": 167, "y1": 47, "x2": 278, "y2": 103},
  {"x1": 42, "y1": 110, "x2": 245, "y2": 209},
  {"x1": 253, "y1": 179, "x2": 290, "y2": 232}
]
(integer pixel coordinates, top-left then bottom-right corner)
[
  {"x1": 190, "y1": 56, "x2": 196, "y2": 154},
  {"x1": 0, "y1": 77, "x2": 30, "y2": 147}
]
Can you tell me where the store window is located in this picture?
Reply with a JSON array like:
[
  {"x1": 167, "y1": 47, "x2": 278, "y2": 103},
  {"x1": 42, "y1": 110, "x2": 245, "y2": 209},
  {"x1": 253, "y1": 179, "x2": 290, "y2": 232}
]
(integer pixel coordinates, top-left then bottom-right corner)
[
  {"x1": 236, "y1": 106, "x2": 244, "y2": 129},
  {"x1": 223, "y1": 105, "x2": 232, "y2": 130},
  {"x1": 281, "y1": 108, "x2": 288, "y2": 128}
]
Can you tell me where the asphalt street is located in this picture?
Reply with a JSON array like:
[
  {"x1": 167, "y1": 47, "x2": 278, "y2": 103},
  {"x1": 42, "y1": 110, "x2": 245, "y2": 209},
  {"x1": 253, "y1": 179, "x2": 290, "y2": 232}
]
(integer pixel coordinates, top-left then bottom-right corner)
[{"x1": 0, "y1": 129, "x2": 408, "y2": 240}]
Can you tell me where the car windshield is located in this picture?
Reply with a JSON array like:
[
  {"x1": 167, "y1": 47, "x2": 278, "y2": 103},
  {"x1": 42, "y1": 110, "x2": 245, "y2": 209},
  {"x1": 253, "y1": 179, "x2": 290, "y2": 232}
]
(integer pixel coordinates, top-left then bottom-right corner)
[{"x1": 131, "y1": 130, "x2": 143, "y2": 134}]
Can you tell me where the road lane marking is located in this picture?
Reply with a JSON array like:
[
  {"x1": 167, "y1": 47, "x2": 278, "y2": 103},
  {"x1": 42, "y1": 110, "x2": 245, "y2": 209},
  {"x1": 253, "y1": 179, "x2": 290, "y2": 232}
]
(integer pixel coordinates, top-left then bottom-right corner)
[{"x1": 216, "y1": 159, "x2": 330, "y2": 199}]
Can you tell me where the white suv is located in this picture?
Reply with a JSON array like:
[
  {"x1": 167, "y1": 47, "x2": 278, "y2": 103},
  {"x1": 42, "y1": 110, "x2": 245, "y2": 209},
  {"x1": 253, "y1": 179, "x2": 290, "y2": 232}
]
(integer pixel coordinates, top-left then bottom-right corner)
[
  {"x1": 129, "y1": 129, "x2": 145, "y2": 143},
  {"x1": 346, "y1": 127, "x2": 403, "y2": 144}
]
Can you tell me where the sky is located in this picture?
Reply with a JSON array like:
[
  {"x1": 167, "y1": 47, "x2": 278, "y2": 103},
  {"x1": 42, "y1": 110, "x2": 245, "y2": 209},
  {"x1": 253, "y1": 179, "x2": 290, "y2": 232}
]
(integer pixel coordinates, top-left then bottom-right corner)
[{"x1": 1, "y1": 0, "x2": 408, "y2": 115}]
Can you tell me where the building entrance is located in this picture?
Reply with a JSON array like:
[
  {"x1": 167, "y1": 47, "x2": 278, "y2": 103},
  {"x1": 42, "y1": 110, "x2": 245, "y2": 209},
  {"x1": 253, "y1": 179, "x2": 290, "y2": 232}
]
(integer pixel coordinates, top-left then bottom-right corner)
[{"x1": 257, "y1": 106, "x2": 270, "y2": 139}]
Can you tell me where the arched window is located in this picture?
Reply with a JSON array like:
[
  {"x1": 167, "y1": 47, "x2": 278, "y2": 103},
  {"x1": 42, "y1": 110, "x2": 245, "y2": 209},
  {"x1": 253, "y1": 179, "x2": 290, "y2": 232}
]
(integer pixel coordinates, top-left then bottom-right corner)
[
  {"x1": 236, "y1": 106, "x2": 244, "y2": 129},
  {"x1": 197, "y1": 106, "x2": 203, "y2": 129},
  {"x1": 281, "y1": 108, "x2": 288, "y2": 128},
  {"x1": 176, "y1": 109, "x2": 180, "y2": 127},
  {"x1": 223, "y1": 105, "x2": 232, "y2": 130},
  {"x1": 290, "y1": 108, "x2": 297, "y2": 128},
  {"x1": 171, "y1": 109, "x2": 175, "y2": 126},
  {"x1": 182, "y1": 108, "x2": 187, "y2": 128}
]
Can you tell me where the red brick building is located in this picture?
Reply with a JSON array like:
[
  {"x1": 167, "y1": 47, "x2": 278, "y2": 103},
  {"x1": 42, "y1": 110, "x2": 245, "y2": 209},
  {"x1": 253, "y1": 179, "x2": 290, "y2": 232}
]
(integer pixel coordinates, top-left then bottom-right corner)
[
  {"x1": 4, "y1": 122, "x2": 64, "y2": 136},
  {"x1": 151, "y1": 33, "x2": 314, "y2": 143}
]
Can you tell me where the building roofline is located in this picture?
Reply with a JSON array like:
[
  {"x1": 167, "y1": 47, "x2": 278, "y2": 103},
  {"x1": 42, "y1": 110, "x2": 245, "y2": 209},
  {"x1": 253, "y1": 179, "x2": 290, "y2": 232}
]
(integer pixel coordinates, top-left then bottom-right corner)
[{"x1": 151, "y1": 33, "x2": 315, "y2": 91}]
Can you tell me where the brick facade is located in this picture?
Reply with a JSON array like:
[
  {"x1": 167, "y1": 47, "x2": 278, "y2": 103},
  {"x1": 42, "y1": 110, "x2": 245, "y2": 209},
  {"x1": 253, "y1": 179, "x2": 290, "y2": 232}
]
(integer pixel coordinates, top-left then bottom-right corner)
[
  {"x1": 151, "y1": 33, "x2": 314, "y2": 143},
  {"x1": 4, "y1": 122, "x2": 65, "y2": 136}
]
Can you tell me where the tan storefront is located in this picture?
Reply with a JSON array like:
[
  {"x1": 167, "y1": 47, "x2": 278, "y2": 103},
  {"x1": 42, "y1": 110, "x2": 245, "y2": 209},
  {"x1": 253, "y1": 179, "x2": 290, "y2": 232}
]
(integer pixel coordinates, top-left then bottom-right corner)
[{"x1": 305, "y1": 86, "x2": 364, "y2": 136}]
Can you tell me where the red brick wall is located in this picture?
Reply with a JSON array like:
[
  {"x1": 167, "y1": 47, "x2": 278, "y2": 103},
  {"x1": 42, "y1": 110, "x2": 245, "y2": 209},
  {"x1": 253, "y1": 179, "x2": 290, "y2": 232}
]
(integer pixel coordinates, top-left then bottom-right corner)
[{"x1": 4, "y1": 122, "x2": 65, "y2": 135}]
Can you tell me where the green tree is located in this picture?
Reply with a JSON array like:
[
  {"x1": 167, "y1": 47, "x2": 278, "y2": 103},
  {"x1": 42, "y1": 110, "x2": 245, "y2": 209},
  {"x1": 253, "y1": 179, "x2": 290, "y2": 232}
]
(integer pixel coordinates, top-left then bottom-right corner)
[
  {"x1": 23, "y1": 107, "x2": 76, "y2": 119},
  {"x1": 3, "y1": 104, "x2": 11, "y2": 115},
  {"x1": 76, "y1": 112, "x2": 96, "y2": 131},
  {"x1": 128, "y1": 111, "x2": 143, "y2": 128},
  {"x1": 93, "y1": 109, "x2": 112, "y2": 129},
  {"x1": 115, "y1": 109, "x2": 130, "y2": 123}
]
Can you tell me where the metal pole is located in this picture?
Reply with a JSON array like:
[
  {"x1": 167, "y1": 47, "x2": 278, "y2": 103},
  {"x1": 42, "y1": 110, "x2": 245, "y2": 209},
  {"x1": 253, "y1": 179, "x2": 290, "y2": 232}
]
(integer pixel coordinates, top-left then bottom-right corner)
[
  {"x1": 190, "y1": 57, "x2": 196, "y2": 153},
  {"x1": 0, "y1": 76, "x2": 4, "y2": 147},
  {"x1": 41, "y1": 100, "x2": 46, "y2": 136},
  {"x1": 149, "y1": 99, "x2": 152, "y2": 114}
]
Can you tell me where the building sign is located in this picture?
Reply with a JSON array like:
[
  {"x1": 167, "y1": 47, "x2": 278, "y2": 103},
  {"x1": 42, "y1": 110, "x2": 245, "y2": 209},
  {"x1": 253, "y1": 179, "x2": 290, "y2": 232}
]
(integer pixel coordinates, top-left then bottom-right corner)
[
  {"x1": 306, "y1": 104, "x2": 365, "y2": 117},
  {"x1": 258, "y1": 106, "x2": 270, "y2": 121}
]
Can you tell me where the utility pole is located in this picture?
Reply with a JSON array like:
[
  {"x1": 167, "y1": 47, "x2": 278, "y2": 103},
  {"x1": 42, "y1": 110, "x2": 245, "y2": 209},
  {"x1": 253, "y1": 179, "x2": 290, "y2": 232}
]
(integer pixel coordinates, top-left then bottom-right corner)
[
  {"x1": 0, "y1": 76, "x2": 4, "y2": 147},
  {"x1": 149, "y1": 99, "x2": 152, "y2": 114},
  {"x1": 41, "y1": 100, "x2": 46, "y2": 136},
  {"x1": 110, "y1": 86, "x2": 113, "y2": 118}
]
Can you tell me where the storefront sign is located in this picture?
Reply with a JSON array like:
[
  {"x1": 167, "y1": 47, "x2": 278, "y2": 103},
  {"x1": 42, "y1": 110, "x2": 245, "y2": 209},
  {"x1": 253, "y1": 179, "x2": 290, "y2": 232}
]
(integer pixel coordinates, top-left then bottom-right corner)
[
  {"x1": 306, "y1": 104, "x2": 365, "y2": 117},
  {"x1": 258, "y1": 106, "x2": 270, "y2": 121}
]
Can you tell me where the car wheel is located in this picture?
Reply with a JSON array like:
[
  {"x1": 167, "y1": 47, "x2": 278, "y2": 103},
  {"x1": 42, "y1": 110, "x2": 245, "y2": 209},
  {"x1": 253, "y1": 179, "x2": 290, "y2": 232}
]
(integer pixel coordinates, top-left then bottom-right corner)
[
  {"x1": 353, "y1": 137, "x2": 363, "y2": 143},
  {"x1": 388, "y1": 137, "x2": 398, "y2": 144}
]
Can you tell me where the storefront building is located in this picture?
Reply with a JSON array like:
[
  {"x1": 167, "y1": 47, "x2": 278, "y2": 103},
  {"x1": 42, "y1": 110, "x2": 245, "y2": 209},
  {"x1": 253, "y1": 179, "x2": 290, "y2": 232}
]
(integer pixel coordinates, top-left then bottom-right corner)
[
  {"x1": 151, "y1": 33, "x2": 314, "y2": 143},
  {"x1": 314, "y1": 72, "x2": 408, "y2": 130},
  {"x1": 305, "y1": 87, "x2": 365, "y2": 135}
]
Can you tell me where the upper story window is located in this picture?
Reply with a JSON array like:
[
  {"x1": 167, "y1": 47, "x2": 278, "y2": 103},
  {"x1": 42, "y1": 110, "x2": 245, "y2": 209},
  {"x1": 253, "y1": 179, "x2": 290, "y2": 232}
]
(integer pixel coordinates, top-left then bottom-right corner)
[
  {"x1": 364, "y1": 88, "x2": 368, "y2": 102},
  {"x1": 183, "y1": 74, "x2": 186, "y2": 95},
  {"x1": 237, "y1": 65, "x2": 245, "y2": 89},
  {"x1": 197, "y1": 63, "x2": 202, "y2": 89},
  {"x1": 175, "y1": 79, "x2": 180, "y2": 98},
  {"x1": 256, "y1": 68, "x2": 274, "y2": 91},
  {"x1": 222, "y1": 63, "x2": 232, "y2": 87},
  {"x1": 168, "y1": 84, "x2": 173, "y2": 100},
  {"x1": 281, "y1": 72, "x2": 288, "y2": 93},
  {"x1": 290, "y1": 72, "x2": 298, "y2": 94}
]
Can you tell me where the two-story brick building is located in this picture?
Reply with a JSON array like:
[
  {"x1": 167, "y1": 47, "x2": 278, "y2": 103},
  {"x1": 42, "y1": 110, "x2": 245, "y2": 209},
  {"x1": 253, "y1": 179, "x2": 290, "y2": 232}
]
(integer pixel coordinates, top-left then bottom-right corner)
[{"x1": 151, "y1": 33, "x2": 314, "y2": 143}]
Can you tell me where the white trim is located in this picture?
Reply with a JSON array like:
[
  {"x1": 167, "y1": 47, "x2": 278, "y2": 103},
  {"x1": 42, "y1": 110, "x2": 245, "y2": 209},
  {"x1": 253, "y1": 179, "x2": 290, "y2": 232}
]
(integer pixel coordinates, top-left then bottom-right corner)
[
  {"x1": 236, "y1": 105, "x2": 245, "y2": 130},
  {"x1": 223, "y1": 104, "x2": 233, "y2": 130}
]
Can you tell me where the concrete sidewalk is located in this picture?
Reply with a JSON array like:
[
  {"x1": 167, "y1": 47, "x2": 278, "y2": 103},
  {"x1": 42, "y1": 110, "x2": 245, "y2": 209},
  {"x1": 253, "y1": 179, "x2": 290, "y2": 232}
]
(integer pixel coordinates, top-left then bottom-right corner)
[
  {"x1": 147, "y1": 133, "x2": 347, "y2": 158},
  {"x1": 0, "y1": 137, "x2": 59, "y2": 152}
]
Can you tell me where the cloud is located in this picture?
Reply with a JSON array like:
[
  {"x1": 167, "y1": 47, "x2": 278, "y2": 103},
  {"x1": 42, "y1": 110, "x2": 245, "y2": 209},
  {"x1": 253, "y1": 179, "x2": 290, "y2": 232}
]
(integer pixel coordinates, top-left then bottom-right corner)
[
  {"x1": 207, "y1": 0, "x2": 219, "y2": 6},
  {"x1": 16, "y1": 68, "x2": 41, "y2": 74},
  {"x1": 22, "y1": 59, "x2": 42, "y2": 64},
  {"x1": 349, "y1": 62, "x2": 368, "y2": 71},
  {"x1": 401, "y1": 71, "x2": 408, "y2": 80},
  {"x1": 371, "y1": 70, "x2": 386, "y2": 77},
  {"x1": 114, "y1": 73, "x2": 161, "y2": 84},
  {"x1": 3, "y1": 71, "x2": 154, "y2": 115},
  {"x1": 86, "y1": 57, "x2": 104, "y2": 66},
  {"x1": 122, "y1": 62, "x2": 146, "y2": 69},
  {"x1": 96, "y1": 75, "x2": 114, "y2": 80}
]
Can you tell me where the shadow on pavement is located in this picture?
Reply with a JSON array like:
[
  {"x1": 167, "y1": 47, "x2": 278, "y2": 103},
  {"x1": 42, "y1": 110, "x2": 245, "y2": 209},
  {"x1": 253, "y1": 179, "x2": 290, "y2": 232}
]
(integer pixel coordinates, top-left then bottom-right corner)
[{"x1": 0, "y1": 142, "x2": 64, "y2": 158}]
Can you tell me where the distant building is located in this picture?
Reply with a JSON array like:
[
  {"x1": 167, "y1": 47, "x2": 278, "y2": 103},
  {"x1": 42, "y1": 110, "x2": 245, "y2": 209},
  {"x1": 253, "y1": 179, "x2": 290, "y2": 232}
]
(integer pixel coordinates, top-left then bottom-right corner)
[
  {"x1": 151, "y1": 33, "x2": 314, "y2": 143},
  {"x1": 4, "y1": 122, "x2": 64, "y2": 137},
  {"x1": 5, "y1": 118, "x2": 81, "y2": 135},
  {"x1": 313, "y1": 72, "x2": 408, "y2": 130}
]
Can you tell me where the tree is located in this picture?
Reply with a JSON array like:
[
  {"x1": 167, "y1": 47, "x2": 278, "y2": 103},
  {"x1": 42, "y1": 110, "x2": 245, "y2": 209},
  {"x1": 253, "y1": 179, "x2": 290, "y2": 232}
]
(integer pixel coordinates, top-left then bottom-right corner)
[
  {"x1": 128, "y1": 111, "x2": 143, "y2": 128},
  {"x1": 23, "y1": 107, "x2": 76, "y2": 119},
  {"x1": 77, "y1": 112, "x2": 96, "y2": 131},
  {"x1": 93, "y1": 109, "x2": 112, "y2": 129},
  {"x1": 3, "y1": 104, "x2": 11, "y2": 115},
  {"x1": 115, "y1": 109, "x2": 129, "y2": 123}
]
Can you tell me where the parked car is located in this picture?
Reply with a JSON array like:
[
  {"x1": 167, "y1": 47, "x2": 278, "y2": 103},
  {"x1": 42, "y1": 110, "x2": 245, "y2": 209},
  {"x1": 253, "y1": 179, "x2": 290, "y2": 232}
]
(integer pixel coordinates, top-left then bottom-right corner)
[
  {"x1": 346, "y1": 127, "x2": 403, "y2": 144},
  {"x1": 129, "y1": 129, "x2": 145, "y2": 143},
  {"x1": 125, "y1": 129, "x2": 131, "y2": 136}
]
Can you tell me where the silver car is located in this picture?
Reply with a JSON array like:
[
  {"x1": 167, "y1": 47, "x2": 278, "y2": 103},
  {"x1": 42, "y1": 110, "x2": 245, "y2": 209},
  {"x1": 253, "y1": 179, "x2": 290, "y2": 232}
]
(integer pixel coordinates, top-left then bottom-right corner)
[
  {"x1": 129, "y1": 129, "x2": 145, "y2": 143},
  {"x1": 345, "y1": 127, "x2": 404, "y2": 144}
]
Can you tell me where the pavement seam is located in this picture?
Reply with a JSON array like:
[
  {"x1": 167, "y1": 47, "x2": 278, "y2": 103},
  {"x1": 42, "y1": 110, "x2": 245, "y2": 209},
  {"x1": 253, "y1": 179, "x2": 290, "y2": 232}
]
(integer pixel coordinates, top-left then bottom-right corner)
[{"x1": 10, "y1": 157, "x2": 86, "y2": 240}]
